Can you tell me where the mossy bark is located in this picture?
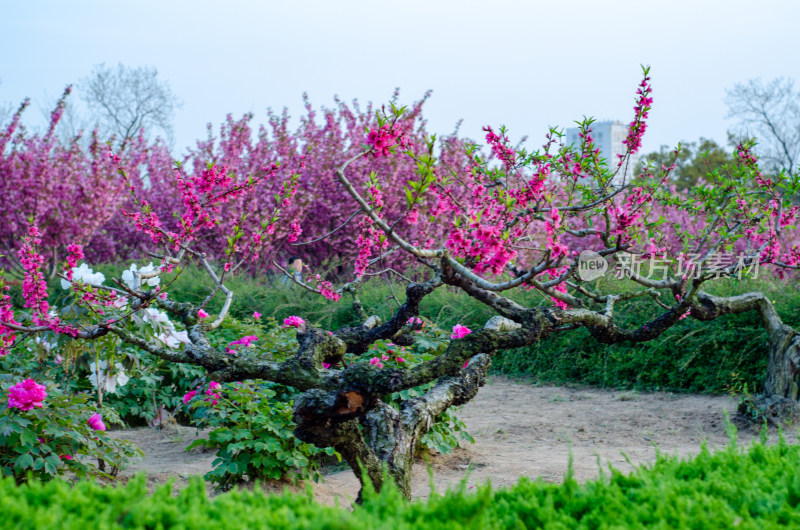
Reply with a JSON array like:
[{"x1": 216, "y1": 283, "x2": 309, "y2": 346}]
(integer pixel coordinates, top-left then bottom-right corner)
[
  {"x1": 293, "y1": 353, "x2": 492, "y2": 501},
  {"x1": 692, "y1": 291, "x2": 800, "y2": 403}
]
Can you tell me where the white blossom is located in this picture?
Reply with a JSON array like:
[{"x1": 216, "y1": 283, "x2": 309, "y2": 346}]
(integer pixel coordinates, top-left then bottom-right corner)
[
  {"x1": 122, "y1": 262, "x2": 161, "y2": 290},
  {"x1": 60, "y1": 263, "x2": 106, "y2": 289},
  {"x1": 143, "y1": 307, "x2": 172, "y2": 330},
  {"x1": 156, "y1": 330, "x2": 191, "y2": 349},
  {"x1": 88, "y1": 360, "x2": 130, "y2": 394}
]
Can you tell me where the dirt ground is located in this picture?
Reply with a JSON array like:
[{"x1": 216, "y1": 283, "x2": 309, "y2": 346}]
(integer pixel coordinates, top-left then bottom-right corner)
[{"x1": 110, "y1": 377, "x2": 784, "y2": 506}]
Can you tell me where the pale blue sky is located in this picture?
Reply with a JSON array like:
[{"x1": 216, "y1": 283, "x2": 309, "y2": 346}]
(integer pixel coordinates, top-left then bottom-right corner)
[{"x1": 2, "y1": 0, "x2": 798, "y2": 155}]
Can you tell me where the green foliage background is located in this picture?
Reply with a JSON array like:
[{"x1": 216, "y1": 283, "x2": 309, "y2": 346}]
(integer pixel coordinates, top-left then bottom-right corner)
[
  {"x1": 12, "y1": 263, "x2": 799, "y2": 397},
  {"x1": 138, "y1": 265, "x2": 798, "y2": 396}
]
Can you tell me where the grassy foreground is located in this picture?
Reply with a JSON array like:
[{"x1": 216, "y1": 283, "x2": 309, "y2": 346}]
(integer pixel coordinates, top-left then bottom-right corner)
[{"x1": 1, "y1": 431, "x2": 799, "y2": 529}]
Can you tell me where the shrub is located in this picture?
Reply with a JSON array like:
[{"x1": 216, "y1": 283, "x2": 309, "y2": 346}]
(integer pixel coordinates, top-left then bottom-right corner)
[
  {"x1": 0, "y1": 380, "x2": 141, "y2": 484},
  {"x1": 184, "y1": 380, "x2": 337, "y2": 488},
  {"x1": 493, "y1": 278, "x2": 800, "y2": 394}
]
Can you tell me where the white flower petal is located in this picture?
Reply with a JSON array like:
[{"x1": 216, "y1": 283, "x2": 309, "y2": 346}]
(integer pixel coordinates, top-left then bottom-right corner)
[{"x1": 171, "y1": 330, "x2": 191, "y2": 344}]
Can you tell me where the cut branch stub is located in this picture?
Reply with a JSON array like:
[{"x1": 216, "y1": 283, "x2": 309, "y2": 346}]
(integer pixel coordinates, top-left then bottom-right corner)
[
  {"x1": 293, "y1": 387, "x2": 379, "y2": 439},
  {"x1": 291, "y1": 327, "x2": 347, "y2": 369}
]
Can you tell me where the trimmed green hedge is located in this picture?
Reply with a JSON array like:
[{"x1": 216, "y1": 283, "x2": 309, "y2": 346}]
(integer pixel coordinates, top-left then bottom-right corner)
[
  {"x1": 493, "y1": 279, "x2": 800, "y2": 394},
  {"x1": 1, "y1": 432, "x2": 799, "y2": 528}
]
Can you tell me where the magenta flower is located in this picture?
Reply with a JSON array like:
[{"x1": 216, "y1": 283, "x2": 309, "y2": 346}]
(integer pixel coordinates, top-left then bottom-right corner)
[
  {"x1": 369, "y1": 357, "x2": 384, "y2": 369},
  {"x1": 397, "y1": 357, "x2": 406, "y2": 363},
  {"x1": 183, "y1": 390, "x2": 197, "y2": 404},
  {"x1": 451, "y1": 324, "x2": 472, "y2": 339},
  {"x1": 88, "y1": 412, "x2": 106, "y2": 432},
  {"x1": 322, "y1": 362, "x2": 331, "y2": 369},
  {"x1": 208, "y1": 381, "x2": 221, "y2": 391},
  {"x1": 229, "y1": 335, "x2": 258, "y2": 347},
  {"x1": 283, "y1": 316, "x2": 305, "y2": 328},
  {"x1": 197, "y1": 309, "x2": 209, "y2": 319},
  {"x1": 60, "y1": 454, "x2": 72, "y2": 460},
  {"x1": 253, "y1": 311, "x2": 261, "y2": 320},
  {"x1": 7, "y1": 379, "x2": 47, "y2": 411}
]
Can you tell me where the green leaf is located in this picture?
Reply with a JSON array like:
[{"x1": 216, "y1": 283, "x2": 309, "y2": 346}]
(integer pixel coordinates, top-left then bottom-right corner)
[{"x1": 15, "y1": 453, "x2": 33, "y2": 470}]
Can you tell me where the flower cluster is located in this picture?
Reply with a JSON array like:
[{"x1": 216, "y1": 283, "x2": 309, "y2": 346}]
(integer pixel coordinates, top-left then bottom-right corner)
[
  {"x1": 369, "y1": 357, "x2": 384, "y2": 369},
  {"x1": 183, "y1": 381, "x2": 222, "y2": 407},
  {"x1": 366, "y1": 124, "x2": 412, "y2": 158},
  {"x1": 229, "y1": 335, "x2": 259, "y2": 347},
  {"x1": 7, "y1": 379, "x2": 47, "y2": 411},
  {"x1": 18, "y1": 225, "x2": 79, "y2": 336},
  {"x1": 88, "y1": 413, "x2": 106, "y2": 431},
  {"x1": 88, "y1": 361, "x2": 130, "y2": 394},
  {"x1": 63, "y1": 243, "x2": 84, "y2": 281},
  {"x1": 60, "y1": 263, "x2": 106, "y2": 290},
  {"x1": 121, "y1": 262, "x2": 161, "y2": 290},
  {"x1": 618, "y1": 71, "x2": 653, "y2": 161},
  {"x1": 0, "y1": 282, "x2": 19, "y2": 356},
  {"x1": 483, "y1": 126, "x2": 516, "y2": 168},
  {"x1": 206, "y1": 381, "x2": 221, "y2": 406},
  {"x1": 283, "y1": 316, "x2": 305, "y2": 328},
  {"x1": 142, "y1": 307, "x2": 190, "y2": 349}
]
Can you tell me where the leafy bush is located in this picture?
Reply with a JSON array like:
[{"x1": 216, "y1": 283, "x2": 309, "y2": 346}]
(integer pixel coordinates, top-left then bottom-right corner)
[
  {"x1": 0, "y1": 322, "x2": 207, "y2": 427},
  {"x1": 184, "y1": 380, "x2": 337, "y2": 489},
  {"x1": 1, "y1": 430, "x2": 799, "y2": 528},
  {"x1": 101, "y1": 357, "x2": 207, "y2": 426},
  {"x1": 0, "y1": 381, "x2": 141, "y2": 484}
]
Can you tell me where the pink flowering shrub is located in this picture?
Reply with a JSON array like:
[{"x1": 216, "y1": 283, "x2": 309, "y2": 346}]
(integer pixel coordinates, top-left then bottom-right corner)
[
  {"x1": 0, "y1": 89, "x2": 479, "y2": 295},
  {"x1": 0, "y1": 384, "x2": 140, "y2": 484}
]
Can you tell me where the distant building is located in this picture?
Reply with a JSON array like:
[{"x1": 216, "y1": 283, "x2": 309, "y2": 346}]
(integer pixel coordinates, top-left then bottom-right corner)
[{"x1": 565, "y1": 120, "x2": 640, "y2": 184}]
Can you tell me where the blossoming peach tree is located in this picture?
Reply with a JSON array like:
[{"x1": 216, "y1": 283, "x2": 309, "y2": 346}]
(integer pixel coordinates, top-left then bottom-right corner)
[{"x1": 2, "y1": 66, "x2": 799, "y2": 499}]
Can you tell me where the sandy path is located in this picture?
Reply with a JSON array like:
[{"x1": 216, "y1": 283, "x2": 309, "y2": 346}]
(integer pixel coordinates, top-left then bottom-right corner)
[{"x1": 112, "y1": 377, "x2": 771, "y2": 505}]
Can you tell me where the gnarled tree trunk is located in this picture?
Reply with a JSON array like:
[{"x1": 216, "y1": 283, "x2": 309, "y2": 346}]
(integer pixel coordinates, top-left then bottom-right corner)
[
  {"x1": 291, "y1": 315, "x2": 522, "y2": 501},
  {"x1": 764, "y1": 325, "x2": 800, "y2": 402},
  {"x1": 694, "y1": 291, "x2": 800, "y2": 410},
  {"x1": 293, "y1": 354, "x2": 491, "y2": 501}
]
